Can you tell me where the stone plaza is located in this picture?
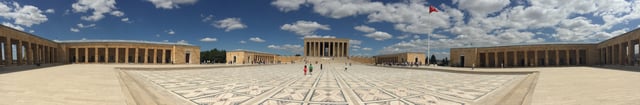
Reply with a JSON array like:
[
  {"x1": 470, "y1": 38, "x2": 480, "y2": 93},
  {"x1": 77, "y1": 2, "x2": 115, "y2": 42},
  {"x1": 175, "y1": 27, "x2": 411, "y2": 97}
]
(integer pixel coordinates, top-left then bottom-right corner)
[{"x1": 2, "y1": 63, "x2": 638, "y2": 105}]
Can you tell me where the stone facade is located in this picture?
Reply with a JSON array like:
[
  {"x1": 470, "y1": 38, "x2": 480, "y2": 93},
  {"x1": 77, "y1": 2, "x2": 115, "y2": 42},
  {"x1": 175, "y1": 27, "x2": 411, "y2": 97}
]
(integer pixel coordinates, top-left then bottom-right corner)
[
  {"x1": 450, "y1": 28, "x2": 640, "y2": 67},
  {"x1": 374, "y1": 52, "x2": 426, "y2": 65},
  {"x1": 304, "y1": 38, "x2": 349, "y2": 57},
  {"x1": 275, "y1": 56, "x2": 303, "y2": 64},
  {"x1": 0, "y1": 25, "x2": 200, "y2": 67},
  {"x1": 226, "y1": 50, "x2": 277, "y2": 64}
]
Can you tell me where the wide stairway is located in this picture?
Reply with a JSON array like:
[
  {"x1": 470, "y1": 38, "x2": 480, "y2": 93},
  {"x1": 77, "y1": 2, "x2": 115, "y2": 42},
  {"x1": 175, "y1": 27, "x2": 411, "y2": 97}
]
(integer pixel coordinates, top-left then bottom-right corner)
[{"x1": 304, "y1": 57, "x2": 354, "y2": 64}]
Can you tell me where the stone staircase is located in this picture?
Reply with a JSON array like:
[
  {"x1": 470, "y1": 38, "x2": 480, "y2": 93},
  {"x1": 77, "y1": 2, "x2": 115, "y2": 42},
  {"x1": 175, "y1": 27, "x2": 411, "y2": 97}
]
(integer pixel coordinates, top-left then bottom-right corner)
[{"x1": 304, "y1": 57, "x2": 352, "y2": 64}]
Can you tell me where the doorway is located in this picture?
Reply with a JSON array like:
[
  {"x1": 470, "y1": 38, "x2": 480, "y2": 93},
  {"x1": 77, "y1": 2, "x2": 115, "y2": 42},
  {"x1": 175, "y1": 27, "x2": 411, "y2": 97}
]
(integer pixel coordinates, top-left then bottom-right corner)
[
  {"x1": 185, "y1": 53, "x2": 190, "y2": 64},
  {"x1": 460, "y1": 55, "x2": 465, "y2": 67}
]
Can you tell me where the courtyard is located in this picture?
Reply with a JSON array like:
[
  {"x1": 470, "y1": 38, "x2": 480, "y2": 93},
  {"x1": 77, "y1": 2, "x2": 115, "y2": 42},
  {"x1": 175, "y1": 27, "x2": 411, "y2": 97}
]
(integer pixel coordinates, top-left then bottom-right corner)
[{"x1": 0, "y1": 64, "x2": 638, "y2": 105}]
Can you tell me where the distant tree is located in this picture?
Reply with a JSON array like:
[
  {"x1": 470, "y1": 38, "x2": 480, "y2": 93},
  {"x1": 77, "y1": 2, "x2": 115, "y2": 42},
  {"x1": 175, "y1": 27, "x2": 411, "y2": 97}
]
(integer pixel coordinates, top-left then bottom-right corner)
[
  {"x1": 295, "y1": 54, "x2": 301, "y2": 56},
  {"x1": 200, "y1": 48, "x2": 226, "y2": 63},
  {"x1": 441, "y1": 57, "x2": 449, "y2": 66},
  {"x1": 429, "y1": 55, "x2": 437, "y2": 64}
]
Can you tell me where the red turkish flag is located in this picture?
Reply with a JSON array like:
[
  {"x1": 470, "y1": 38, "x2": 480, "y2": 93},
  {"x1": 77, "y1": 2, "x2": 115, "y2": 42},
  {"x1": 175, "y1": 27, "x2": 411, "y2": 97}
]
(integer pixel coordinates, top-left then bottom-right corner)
[{"x1": 429, "y1": 5, "x2": 438, "y2": 14}]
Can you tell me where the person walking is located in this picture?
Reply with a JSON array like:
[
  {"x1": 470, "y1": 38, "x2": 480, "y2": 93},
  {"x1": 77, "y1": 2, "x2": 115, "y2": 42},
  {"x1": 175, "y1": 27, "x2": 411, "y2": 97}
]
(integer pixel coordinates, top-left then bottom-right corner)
[
  {"x1": 309, "y1": 64, "x2": 314, "y2": 75},
  {"x1": 304, "y1": 65, "x2": 308, "y2": 75},
  {"x1": 344, "y1": 65, "x2": 348, "y2": 71},
  {"x1": 320, "y1": 64, "x2": 323, "y2": 70}
]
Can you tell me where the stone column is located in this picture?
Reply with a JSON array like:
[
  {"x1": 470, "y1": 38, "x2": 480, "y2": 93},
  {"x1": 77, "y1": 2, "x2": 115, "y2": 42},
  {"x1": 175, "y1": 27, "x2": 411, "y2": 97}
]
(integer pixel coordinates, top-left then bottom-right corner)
[
  {"x1": 331, "y1": 42, "x2": 335, "y2": 57},
  {"x1": 43, "y1": 46, "x2": 46, "y2": 64},
  {"x1": 4, "y1": 38, "x2": 12, "y2": 65},
  {"x1": 524, "y1": 50, "x2": 528, "y2": 67},
  {"x1": 105, "y1": 47, "x2": 109, "y2": 63},
  {"x1": 93, "y1": 47, "x2": 98, "y2": 63},
  {"x1": 313, "y1": 42, "x2": 317, "y2": 56},
  {"x1": 16, "y1": 40, "x2": 22, "y2": 65},
  {"x1": 566, "y1": 49, "x2": 570, "y2": 66},
  {"x1": 336, "y1": 42, "x2": 339, "y2": 57},
  {"x1": 494, "y1": 52, "x2": 498, "y2": 67},
  {"x1": 26, "y1": 43, "x2": 32, "y2": 64},
  {"x1": 75, "y1": 48, "x2": 79, "y2": 63},
  {"x1": 115, "y1": 48, "x2": 119, "y2": 63},
  {"x1": 162, "y1": 49, "x2": 166, "y2": 64},
  {"x1": 628, "y1": 41, "x2": 632, "y2": 65},
  {"x1": 502, "y1": 51, "x2": 508, "y2": 67},
  {"x1": 513, "y1": 51, "x2": 518, "y2": 67},
  {"x1": 154, "y1": 48, "x2": 158, "y2": 64},
  {"x1": 125, "y1": 48, "x2": 129, "y2": 64},
  {"x1": 84, "y1": 47, "x2": 88, "y2": 63},
  {"x1": 620, "y1": 43, "x2": 624, "y2": 65},
  {"x1": 534, "y1": 50, "x2": 538, "y2": 67},
  {"x1": 346, "y1": 42, "x2": 349, "y2": 57},
  {"x1": 144, "y1": 48, "x2": 149, "y2": 64},
  {"x1": 545, "y1": 49, "x2": 549, "y2": 66},
  {"x1": 304, "y1": 42, "x2": 307, "y2": 56},
  {"x1": 556, "y1": 49, "x2": 560, "y2": 66},
  {"x1": 134, "y1": 48, "x2": 139, "y2": 63},
  {"x1": 484, "y1": 52, "x2": 489, "y2": 67}
]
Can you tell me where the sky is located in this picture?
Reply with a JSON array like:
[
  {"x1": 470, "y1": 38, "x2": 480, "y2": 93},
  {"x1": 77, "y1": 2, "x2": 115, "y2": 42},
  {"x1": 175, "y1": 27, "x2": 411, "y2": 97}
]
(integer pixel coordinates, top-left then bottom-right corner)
[{"x1": 1, "y1": 0, "x2": 640, "y2": 59}]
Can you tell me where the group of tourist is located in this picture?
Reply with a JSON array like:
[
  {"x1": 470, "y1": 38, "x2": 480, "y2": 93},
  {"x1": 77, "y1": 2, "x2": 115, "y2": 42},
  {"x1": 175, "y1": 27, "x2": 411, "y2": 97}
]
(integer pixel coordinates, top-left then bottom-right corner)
[
  {"x1": 376, "y1": 62, "x2": 423, "y2": 67},
  {"x1": 302, "y1": 62, "x2": 351, "y2": 76}
]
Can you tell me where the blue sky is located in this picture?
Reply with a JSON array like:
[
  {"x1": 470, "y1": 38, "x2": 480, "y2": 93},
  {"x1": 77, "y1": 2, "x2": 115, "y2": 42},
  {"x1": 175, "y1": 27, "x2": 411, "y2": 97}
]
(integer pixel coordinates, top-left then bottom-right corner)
[{"x1": 1, "y1": 0, "x2": 640, "y2": 59}]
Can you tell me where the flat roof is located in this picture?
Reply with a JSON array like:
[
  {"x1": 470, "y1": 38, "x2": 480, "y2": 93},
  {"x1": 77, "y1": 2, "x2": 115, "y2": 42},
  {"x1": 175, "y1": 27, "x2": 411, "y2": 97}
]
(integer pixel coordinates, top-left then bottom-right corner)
[
  {"x1": 55, "y1": 40, "x2": 195, "y2": 46},
  {"x1": 229, "y1": 49, "x2": 277, "y2": 55},
  {"x1": 303, "y1": 38, "x2": 350, "y2": 40},
  {"x1": 451, "y1": 42, "x2": 598, "y2": 49},
  {"x1": 375, "y1": 52, "x2": 424, "y2": 56}
]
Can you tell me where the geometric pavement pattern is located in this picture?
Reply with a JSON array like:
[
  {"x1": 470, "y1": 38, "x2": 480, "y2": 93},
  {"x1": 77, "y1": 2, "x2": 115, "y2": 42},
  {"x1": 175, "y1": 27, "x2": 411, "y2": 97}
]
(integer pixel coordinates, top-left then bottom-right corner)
[{"x1": 128, "y1": 64, "x2": 526, "y2": 105}]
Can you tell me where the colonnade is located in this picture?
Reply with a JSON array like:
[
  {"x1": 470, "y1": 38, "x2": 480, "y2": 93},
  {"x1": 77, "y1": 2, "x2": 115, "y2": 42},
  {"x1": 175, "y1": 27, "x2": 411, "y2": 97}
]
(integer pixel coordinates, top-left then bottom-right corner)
[
  {"x1": 476, "y1": 49, "x2": 587, "y2": 67},
  {"x1": 599, "y1": 39, "x2": 640, "y2": 66},
  {"x1": 68, "y1": 47, "x2": 172, "y2": 64},
  {"x1": 0, "y1": 36, "x2": 58, "y2": 66},
  {"x1": 305, "y1": 41, "x2": 348, "y2": 57},
  {"x1": 249, "y1": 55, "x2": 274, "y2": 64}
]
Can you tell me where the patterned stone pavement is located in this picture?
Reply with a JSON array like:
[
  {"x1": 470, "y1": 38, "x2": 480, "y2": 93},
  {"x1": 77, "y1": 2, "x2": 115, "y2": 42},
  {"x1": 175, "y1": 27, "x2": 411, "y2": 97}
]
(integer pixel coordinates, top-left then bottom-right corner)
[{"x1": 127, "y1": 64, "x2": 527, "y2": 105}]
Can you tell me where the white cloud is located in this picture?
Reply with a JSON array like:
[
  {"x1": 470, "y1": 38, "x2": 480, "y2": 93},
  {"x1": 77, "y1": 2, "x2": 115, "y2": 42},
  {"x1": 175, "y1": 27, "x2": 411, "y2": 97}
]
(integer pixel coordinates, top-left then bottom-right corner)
[
  {"x1": 72, "y1": 0, "x2": 123, "y2": 21},
  {"x1": 352, "y1": 45, "x2": 361, "y2": 49},
  {"x1": 121, "y1": 18, "x2": 130, "y2": 22},
  {"x1": 167, "y1": 29, "x2": 175, "y2": 35},
  {"x1": 213, "y1": 18, "x2": 247, "y2": 32},
  {"x1": 199, "y1": 37, "x2": 217, "y2": 42},
  {"x1": 249, "y1": 37, "x2": 266, "y2": 43},
  {"x1": 110, "y1": 10, "x2": 124, "y2": 17},
  {"x1": 45, "y1": 9, "x2": 54, "y2": 13},
  {"x1": 2, "y1": 22, "x2": 24, "y2": 31},
  {"x1": 147, "y1": 0, "x2": 198, "y2": 9},
  {"x1": 77, "y1": 23, "x2": 96, "y2": 28},
  {"x1": 268, "y1": 44, "x2": 303, "y2": 53},
  {"x1": 364, "y1": 31, "x2": 392, "y2": 41},
  {"x1": 354, "y1": 25, "x2": 376, "y2": 33},
  {"x1": 281, "y1": 20, "x2": 330, "y2": 37},
  {"x1": 177, "y1": 40, "x2": 188, "y2": 44},
  {"x1": 271, "y1": 0, "x2": 306, "y2": 12},
  {"x1": 453, "y1": 0, "x2": 510, "y2": 17},
  {"x1": 349, "y1": 39, "x2": 362, "y2": 45},
  {"x1": 201, "y1": 14, "x2": 213, "y2": 22},
  {"x1": 396, "y1": 35, "x2": 410, "y2": 39},
  {"x1": 274, "y1": 0, "x2": 640, "y2": 55},
  {"x1": 362, "y1": 47, "x2": 372, "y2": 51},
  {"x1": 302, "y1": 35, "x2": 336, "y2": 39},
  {"x1": 70, "y1": 28, "x2": 80, "y2": 32},
  {"x1": 239, "y1": 40, "x2": 247, "y2": 44},
  {"x1": 0, "y1": 2, "x2": 49, "y2": 27}
]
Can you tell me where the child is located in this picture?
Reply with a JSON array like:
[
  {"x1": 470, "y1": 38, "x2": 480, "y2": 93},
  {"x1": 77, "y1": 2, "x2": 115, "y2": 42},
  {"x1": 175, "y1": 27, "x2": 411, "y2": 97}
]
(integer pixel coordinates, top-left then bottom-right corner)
[{"x1": 304, "y1": 65, "x2": 307, "y2": 75}]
